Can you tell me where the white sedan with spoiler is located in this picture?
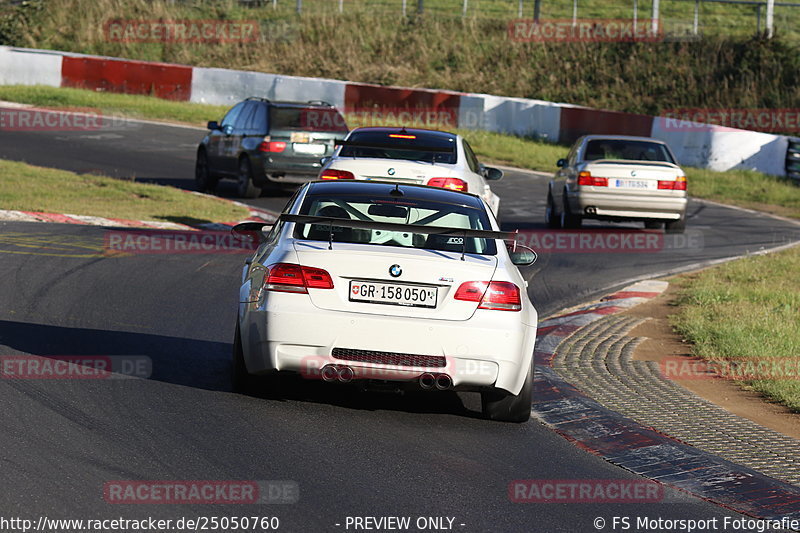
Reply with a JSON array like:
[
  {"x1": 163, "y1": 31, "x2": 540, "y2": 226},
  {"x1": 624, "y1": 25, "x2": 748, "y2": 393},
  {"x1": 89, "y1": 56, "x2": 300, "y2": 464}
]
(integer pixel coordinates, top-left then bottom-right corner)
[
  {"x1": 547, "y1": 135, "x2": 688, "y2": 233},
  {"x1": 317, "y1": 127, "x2": 503, "y2": 217},
  {"x1": 231, "y1": 180, "x2": 538, "y2": 422}
]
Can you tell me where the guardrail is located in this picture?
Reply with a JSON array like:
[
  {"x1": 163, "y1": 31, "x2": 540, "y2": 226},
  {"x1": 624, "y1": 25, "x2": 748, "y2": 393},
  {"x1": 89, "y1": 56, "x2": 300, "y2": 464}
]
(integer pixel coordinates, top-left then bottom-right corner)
[{"x1": 787, "y1": 138, "x2": 800, "y2": 184}]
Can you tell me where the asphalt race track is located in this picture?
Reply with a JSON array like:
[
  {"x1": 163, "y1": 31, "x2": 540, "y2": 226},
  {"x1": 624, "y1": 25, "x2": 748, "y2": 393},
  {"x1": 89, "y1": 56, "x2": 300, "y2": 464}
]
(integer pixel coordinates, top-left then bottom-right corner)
[{"x1": 1, "y1": 117, "x2": 799, "y2": 531}]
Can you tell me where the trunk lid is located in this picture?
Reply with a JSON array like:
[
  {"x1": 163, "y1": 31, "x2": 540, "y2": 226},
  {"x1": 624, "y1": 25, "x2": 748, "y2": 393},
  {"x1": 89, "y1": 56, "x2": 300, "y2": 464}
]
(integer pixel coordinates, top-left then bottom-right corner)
[
  {"x1": 292, "y1": 241, "x2": 497, "y2": 321},
  {"x1": 330, "y1": 158, "x2": 456, "y2": 184},
  {"x1": 582, "y1": 160, "x2": 684, "y2": 192}
]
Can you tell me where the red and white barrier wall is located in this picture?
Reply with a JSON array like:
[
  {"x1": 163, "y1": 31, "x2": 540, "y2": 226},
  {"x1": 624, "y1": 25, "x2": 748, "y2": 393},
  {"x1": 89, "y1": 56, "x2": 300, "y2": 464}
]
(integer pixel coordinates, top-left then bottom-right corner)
[{"x1": 0, "y1": 45, "x2": 789, "y2": 177}]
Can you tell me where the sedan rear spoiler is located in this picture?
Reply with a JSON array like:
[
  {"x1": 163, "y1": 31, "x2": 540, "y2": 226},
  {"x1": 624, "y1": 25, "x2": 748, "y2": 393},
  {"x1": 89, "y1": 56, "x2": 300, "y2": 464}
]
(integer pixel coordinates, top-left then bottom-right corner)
[{"x1": 232, "y1": 215, "x2": 516, "y2": 260}]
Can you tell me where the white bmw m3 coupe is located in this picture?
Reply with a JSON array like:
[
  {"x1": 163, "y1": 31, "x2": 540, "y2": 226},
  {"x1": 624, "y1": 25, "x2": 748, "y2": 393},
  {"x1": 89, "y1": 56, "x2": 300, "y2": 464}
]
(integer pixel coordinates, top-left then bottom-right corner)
[{"x1": 231, "y1": 180, "x2": 538, "y2": 422}]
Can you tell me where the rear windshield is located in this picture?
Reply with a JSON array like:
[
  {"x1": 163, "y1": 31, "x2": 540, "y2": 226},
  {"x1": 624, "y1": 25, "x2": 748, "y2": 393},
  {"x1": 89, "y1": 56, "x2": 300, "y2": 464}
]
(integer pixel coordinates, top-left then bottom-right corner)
[
  {"x1": 270, "y1": 106, "x2": 348, "y2": 133},
  {"x1": 584, "y1": 140, "x2": 675, "y2": 163},
  {"x1": 339, "y1": 131, "x2": 458, "y2": 164},
  {"x1": 294, "y1": 194, "x2": 496, "y2": 255}
]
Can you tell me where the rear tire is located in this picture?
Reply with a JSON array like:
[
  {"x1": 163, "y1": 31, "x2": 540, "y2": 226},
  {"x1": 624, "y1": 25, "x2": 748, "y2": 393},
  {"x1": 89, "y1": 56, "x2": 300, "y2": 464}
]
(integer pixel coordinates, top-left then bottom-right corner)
[
  {"x1": 232, "y1": 322, "x2": 283, "y2": 397},
  {"x1": 561, "y1": 194, "x2": 582, "y2": 229},
  {"x1": 237, "y1": 157, "x2": 262, "y2": 199},
  {"x1": 665, "y1": 216, "x2": 686, "y2": 234},
  {"x1": 232, "y1": 323, "x2": 256, "y2": 394},
  {"x1": 481, "y1": 361, "x2": 533, "y2": 423},
  {"x1": 546, "y1": 192, "x2": 561, "y2": 229},
  {"x1": 195, "y1": 150, "x2": 218, "y2": 193}
]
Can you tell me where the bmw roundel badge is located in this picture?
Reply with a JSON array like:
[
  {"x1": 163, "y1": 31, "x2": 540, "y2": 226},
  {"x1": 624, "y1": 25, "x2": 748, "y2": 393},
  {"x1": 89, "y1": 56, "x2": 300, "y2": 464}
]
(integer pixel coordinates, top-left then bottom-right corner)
[
  {"x1": 388, "y1": 168, "x2": 396, "y2": 176},
  {"x1": 389, "y1": 264, "x2": 402, "y2": 277}
]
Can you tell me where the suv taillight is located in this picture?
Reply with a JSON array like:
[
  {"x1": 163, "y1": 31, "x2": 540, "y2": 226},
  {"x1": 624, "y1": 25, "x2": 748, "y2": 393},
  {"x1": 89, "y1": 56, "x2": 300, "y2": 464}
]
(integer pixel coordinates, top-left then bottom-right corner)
[
  {"x1": 264, "y1": 263, "x2": 334, "y2": 293},
  {"x1": 258, "y1": 137, "x2": 287, "y2": 153},
  {"x1": 427, "y1": 177, "x2": 468, "y2": 192},
  {"x1": 577, "y1": 171, "x2": 608, "y2": 187},
  {"x1": 320, "y1": 169, "x2": 355, "y2": 180},
  {"x1": 453, "y1": 281, "x2": 522, "y2": 311},
  {"x1": 658, "y1": 175, "x2": 687, "y2": 191}
]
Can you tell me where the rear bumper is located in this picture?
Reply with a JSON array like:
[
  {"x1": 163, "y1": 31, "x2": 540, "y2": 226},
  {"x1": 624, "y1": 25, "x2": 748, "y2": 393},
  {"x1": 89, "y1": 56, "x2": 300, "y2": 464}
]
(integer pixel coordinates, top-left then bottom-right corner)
[
  {"x1": 239, "y1": 294, "x2": 537, "y2": 395},
  {"x1": 255, "y1": 156, "x2": 323, "y2": 183},
  {"x1": 569, "y1": 190, "x2": 687, "y2": 221}
]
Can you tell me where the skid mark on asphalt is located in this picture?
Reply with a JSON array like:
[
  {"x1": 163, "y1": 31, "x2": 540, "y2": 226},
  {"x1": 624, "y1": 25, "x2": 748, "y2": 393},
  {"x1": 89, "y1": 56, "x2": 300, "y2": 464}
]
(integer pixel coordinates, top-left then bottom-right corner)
[{"x1": 0, "y1": 232, "x2": 115, "y2": 258}]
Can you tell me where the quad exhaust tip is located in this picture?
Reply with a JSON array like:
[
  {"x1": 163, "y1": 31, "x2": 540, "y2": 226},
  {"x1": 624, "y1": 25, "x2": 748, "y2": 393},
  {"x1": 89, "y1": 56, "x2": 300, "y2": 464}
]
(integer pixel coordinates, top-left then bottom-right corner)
[
  {"x1": 420, "y1": 373, "x2": 452, "y2": 390},
  {"x1": 321, "y1": 365, "x2": 339, "y2": 382},
  {"x1": 321, "y1": 364, "x2": 355, "y2": 383},
  {"x1": 434, "y1": 374, "x2": 453, "y2": 390},
  {"x1": 585, "y1": 206, "x2": 597, "y2": 215},
  {"x1": 337, "y1": 365, "x2": 354, "y2": 383}
]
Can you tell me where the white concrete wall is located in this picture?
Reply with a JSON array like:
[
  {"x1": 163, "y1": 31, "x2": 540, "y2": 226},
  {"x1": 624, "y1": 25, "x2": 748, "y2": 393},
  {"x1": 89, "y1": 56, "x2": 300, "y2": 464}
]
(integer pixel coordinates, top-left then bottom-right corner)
[
  {"x1": 652, "y1": 117, "x2": 787, "y2": 176},
  {"x1": 0, "y1": 47, "x2": 62, "y2": 87},
  {"x1": 190, "y1": 67, "x2": 346, "y2": 109},
  {"x1": 459, "y1": 94, "x2": 561, "y2": 142}
]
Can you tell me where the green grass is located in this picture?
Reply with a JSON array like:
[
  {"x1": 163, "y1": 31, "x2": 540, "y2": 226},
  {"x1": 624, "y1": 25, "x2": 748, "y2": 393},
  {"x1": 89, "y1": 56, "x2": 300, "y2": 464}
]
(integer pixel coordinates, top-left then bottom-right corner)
[
  {"x1": 670, "y1": 246, "x2": 800, "y2": 412},
  {"x1": 0, "y1": 159, "x2": 248, "y2": 225},
  {"x1": 0, "y1": 85, "x2": 229, "y2": 127}
]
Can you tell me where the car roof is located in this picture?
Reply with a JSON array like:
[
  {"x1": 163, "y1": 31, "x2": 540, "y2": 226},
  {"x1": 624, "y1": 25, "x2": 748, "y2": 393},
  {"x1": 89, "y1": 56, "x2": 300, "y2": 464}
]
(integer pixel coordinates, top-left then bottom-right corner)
[
  {"x1": 580, "y1": 134, "x2": 667, "y2": 144},
  {"x1": 348, "y1": 127, "x2": 458, "y2": 140},
  {"x1": 305, "y1": 180, "x2": 482, "y2": 206}
]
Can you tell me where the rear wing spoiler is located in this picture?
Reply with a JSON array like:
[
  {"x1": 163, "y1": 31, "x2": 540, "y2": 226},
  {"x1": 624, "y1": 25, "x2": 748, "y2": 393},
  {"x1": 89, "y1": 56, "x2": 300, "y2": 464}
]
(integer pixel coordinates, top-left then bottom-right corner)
[
  {"x1": 232, "y1": 215, "x2": 517, "y2": 260},
  {"x1": 334, "y1": 139, "x2": 455, "y2": 153}
]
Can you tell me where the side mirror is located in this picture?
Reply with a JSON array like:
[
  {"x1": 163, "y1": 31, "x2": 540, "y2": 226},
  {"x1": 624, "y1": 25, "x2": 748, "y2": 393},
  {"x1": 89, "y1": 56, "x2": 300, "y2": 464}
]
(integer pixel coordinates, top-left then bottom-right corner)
[
  {"x1": 207, "y1": 121, "x2": 220, "y2": 131},
  {"x1": 508, "y1": 243, "x2": 538, "y2": 266},
  {"x1": 556, "y1": 158, "x2": 567, "y2": 168},
  {"x1": 482, "y1": 166, "x2": 504, "y2": 181}
]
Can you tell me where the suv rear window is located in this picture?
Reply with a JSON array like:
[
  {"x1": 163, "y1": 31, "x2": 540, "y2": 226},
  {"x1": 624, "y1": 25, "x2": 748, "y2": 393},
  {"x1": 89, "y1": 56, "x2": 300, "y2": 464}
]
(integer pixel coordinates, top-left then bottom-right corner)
[
  {"x1": 270, "y1": 106, "x2": 348, "y2": 133},
  {"x1": 339, "y1": 131, "x2": 458, "y2": 164}
]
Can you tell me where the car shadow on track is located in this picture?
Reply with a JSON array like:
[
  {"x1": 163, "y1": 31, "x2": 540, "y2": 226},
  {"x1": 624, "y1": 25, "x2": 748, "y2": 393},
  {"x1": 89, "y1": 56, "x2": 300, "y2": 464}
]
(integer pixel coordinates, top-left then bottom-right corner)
[
  {"x1": 241, "y1": 374, "x2": 484, "y2": 419},
  {"x1": 0, "y1": 320, "x2": 483, "y2": 420}
]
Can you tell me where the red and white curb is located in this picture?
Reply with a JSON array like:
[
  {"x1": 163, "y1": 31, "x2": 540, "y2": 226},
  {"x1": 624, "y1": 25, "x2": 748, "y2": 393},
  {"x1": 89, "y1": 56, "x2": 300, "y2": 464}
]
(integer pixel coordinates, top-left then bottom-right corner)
[
  {"x1": 532, "y1": 280, "x2": 800, "y2": 522},
  {"x1": 534, "y1": 279, "x2": 667, "y2": 365},
  {"x1": 0, "y1": 203, "x2": 278, "y2": 232}
]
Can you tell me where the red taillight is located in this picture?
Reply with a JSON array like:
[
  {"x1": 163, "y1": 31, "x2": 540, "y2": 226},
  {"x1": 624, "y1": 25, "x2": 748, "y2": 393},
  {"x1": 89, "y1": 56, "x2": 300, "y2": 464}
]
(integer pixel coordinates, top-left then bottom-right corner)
[
  {"x1": 257, "y1": 137, "x2": 287, "y2": 152},
  {"x1": 427, "y1": 177, "x2": 468, "y2": 192},
  {"x1": 320, "y1": 169, "x2": 355, "y2": 180},
  {"x1": 453, "y1": 281, "x2": 521, "y2": 311},
  {"x1": 577, "y1": 171, "x2": 608, "y2": 187},
  {"x1": 264, "y1": 263, "x2": 334, "y2": 293},
  {"x1": 658, "y1": 175, "x2": 687, "y2": 191}
]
